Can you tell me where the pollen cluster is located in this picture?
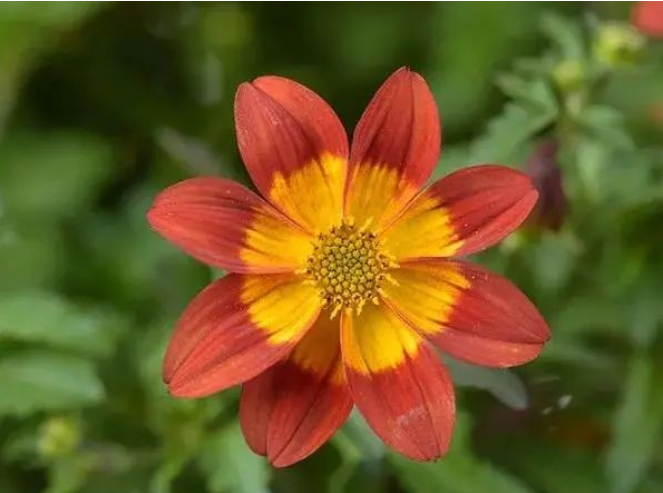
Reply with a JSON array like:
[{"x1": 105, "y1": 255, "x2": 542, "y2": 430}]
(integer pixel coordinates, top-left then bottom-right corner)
[{"x1": 304, "y1": 220, "x2": 393, "y2": 316}]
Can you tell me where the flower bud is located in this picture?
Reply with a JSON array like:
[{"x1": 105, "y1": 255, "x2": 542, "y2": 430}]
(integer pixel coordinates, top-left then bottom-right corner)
[
  {"x1": 525, "y1": 140, "x2": 566, "y2": 232},
  {"x1": 593, "y1": 22, "x2": 645, "y2": 68},
  {"x1": 38, "y1": 416, "x2": 81, "y2": 459}
]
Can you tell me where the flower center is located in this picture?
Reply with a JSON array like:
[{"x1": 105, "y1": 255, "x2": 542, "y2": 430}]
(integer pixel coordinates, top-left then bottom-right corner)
[{"x1": 304, "y1": 220, "x2": 392, "y2": 316}]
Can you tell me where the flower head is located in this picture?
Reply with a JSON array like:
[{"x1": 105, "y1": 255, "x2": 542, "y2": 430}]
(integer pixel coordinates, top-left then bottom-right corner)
[
  {"x1": 632, "y1": 1, "x2": 663, "y2": 38},
  {"x1": 148, "y1": 68, "x2": 550, "y2": 467}
]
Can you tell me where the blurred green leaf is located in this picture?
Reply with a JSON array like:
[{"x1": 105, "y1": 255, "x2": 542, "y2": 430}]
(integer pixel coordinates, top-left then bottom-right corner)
[
  {"x1": 443, "y1": 356, "x2": 529, "y2": 410},
  {"x1": 508, "y1": 442, "x2": 607, "y2": 493},
  {"x1": 550, "y1": 293, "x2": 623, "y2": 339},
  {"x1": 0, "y1": 220, "x2": 64, "y2": 290},
  {"x1": 337, "y1": 411, "x2": 386, "y2": 462},
  {"x1": 390, "y1": 415, "x2": 534, "y2": 493},
  {"x1": 0, "y1": 351, "x2": 104, "y2": 416},
  {"x1": 0, "y1": 131, "x2": 115, "y2": 219},
  {"x1": 605, "y1": 353, "x2": 663, "y2": 493},
  {"x1": 578, "y1": 105, "x2": 634, "y2": 150},
  {"x1": 199, "y1": 422, "x2": 271, "y2": 493},
  {"x1": 470, "y1": 78, "x2": 557, "y2": 163},
  {"x1": 0, "y1": 291, "x2": 126, "y2": 358},
  {"x1": 431, "y1": 144, "x2": 471, "y2": 181},
  {"x1": 540, "y1": 13, "x2": 586, "y2": 62},
  {"x1": 624, "y1": 276, "x2": 663, "y2": 348},
  {"x1": 0, "y1": 2, "x2": 102, "y2": 27},
  {"x1": 528, "y1": 232, "x2": 581, "y2": 293},
  {"x1": 45, "y1": 458, "x2": 92, "y2": 493},
  {"x1": 430, "y1": 2, "x2": 542, "y2": 133}
]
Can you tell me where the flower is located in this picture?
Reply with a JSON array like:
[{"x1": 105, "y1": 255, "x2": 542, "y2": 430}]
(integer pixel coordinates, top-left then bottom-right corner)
[
  {"x1": 147, "y1": 67, "x2": 550, "y2": 467},
  {"x1": 525, "y1": 140, "x2": 566, "y2": 232},
  {"x1": 632, "y1": 1, "x2": 663, "y2": 38}
]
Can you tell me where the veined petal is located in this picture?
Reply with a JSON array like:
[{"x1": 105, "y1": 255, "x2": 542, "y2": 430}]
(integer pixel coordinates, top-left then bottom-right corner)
[
  {"x1": 240, "y1": 316, "x2": 352, "y2": 467},
  {"x1": 381, "y1": 259, "x2": 550, "y2": 368},
  {"x1": 147, "y1": 177, "x2": 312, "y2": 273},
  {"x1": 163, "y1": 273, "x2": 321, "y2": 397},
  {"x1": 346, "y1": 67, "x2": 441, "y2": 229},
  {"x1": 341, "y1": 304, "x2": 454, "y2": 460},
  {"x1": 382, "y1": 165, "x2": 538, "y2": 261},
  {"x1": 234, "y1": 76, "x2": 348, "y2": 232}
]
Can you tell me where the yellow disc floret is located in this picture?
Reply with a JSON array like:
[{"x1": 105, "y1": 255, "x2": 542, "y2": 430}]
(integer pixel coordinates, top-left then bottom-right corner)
[{"x1": 304, "y1": 219, "x2": 394, "y2": 316}]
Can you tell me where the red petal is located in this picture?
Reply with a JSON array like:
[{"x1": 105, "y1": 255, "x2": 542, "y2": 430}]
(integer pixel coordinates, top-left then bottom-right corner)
[
  {"x1": 234, "y1": 76, "x2": 348, "y2": 231},
  {"x1": 164, "y1": 274, "x2": 321, "y2": 397},
  {"x1": 240, "y1": 316, "x2": 352, "y2": 467},
  {"x1": 341, "y1": 305, "x2": 454, "y2": 460},
  {"x1": 346, "y1": 67, "x2": 441, "y2": 228},
  {"x1": 383, "y1": 165, "x2": 538, "y2": 261},
  {"x1": 147, "y1": 177, "x2": 312, "y2": 273},
  {"x1": 382, "y1": 259, "x2": 550, "y2": 368}
]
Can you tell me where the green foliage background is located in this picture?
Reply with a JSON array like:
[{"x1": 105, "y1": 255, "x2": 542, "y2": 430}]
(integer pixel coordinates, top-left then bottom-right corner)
[{"x1": 1, "y1": 2, "x2": 663, "y2": 493}]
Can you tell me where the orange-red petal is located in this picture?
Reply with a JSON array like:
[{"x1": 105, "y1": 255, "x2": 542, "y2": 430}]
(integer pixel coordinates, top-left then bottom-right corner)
[
  {"x1": 240, "y1": 316, "x2": 352, "y2": 467},
  {"x1": 163, "y1": 273, "x2": 321, "y2": 398},
  {"x1": 382, "y1": 259, "x2": 550, "y2": 368},
  {"x1": 341, "y1": 304, "x2": 454, "y2": 460},
  {"x1": 147, "y1": 177, "x2": 312, "y2": 273},
  {"x1": 632, "y1": 1, "x2": 663, "y2": 37},
  {"x1": 345, "y1": 67, "x2": 441, "y2": 229},
  {"x1": 234, "y1": 76, "x2": 348, "y2": 231},
  {"x1": 382, "y1": 165, "x2": 538, "y2": 261}
]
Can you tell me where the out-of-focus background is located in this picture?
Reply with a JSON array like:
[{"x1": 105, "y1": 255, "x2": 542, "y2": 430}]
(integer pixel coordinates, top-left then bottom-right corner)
[{"x1": 1, "y1": 2, "x2": 663, "y2": 493}]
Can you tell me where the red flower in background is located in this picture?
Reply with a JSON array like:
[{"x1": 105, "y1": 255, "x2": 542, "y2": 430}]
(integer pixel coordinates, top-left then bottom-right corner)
[
  {"x1": 632, "y1": 1, "x2": 663, "y2": 38},
  {"x1": 148, "y1": 68, "x2": 550, "y2": 467}
]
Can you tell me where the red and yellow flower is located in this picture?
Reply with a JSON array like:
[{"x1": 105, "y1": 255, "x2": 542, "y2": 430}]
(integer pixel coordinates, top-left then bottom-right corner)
[{"x1": 148, "y1": 67, "x2": 550, "y2": 467}]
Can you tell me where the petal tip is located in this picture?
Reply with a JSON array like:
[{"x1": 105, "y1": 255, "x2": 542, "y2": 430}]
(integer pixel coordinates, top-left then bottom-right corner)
[
  {"x1": 268, "y1": 451, "x2": 298, "y2": 469},
  {"x1": 145, "y1": 205, "x2": 165, "y2": 231},
  {"x1": 234, "y1": 81, "x2": 260, "y2": 110}
]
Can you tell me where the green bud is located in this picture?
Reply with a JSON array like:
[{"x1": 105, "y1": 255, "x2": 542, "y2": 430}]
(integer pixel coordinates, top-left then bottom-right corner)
[
  {"x1": 593, "y1": 22, "x2": 645, "y2": 68},
  {"x1": 552, "y1": 59, "x2": 586, "y2": 92},
  {"x1": 38, "y1": 416, "x2": 81, "y2": 459}
]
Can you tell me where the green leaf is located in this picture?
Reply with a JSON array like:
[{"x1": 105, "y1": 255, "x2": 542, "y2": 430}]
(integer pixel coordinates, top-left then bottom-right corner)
[
  {"x1": 0, "y1": 131, "x2": 115, "y2": 219},
  {"x1": 335, "y1": 410, "x2": 386, "y2": 462},
  {"x1": 0, "y1": 2, "x2": 102, "y2": 28},
  {"x1": 0, "y1": 291, "x2": 126, "y2": 358},
  {"x1": 443, "y1": 356, "x2": 529, "y2": 410},
  {"x1": 0, "y1": 220, "x2": 65, "y2": 290},
  {"x1": 578, "y1": 105, "x2": 634, "y2": 150},
  {"x1": 470, "y1": 78, "x2": 558, "y2": 163},
  {"x1": 550, "y1": 294, "x2": 624, "y2": 339},
  {"x1": 199, "y1": 422, "x2": 271, "y2": 493},
  {"x1": 0, "y1": 351, "x2": 104, "y2": 417},
  {"x1": 431, "y1": 145, "x2": 471, "y2": 181},
  {"x1": 507, "y1": 442, "x2": 608, "y2": 493},
  {"x1": 528, "y1": 232, "x2": 581, "y2": 293},
  {"x1": 624, "y1": 276, "x2": 663, "y2": 348},
  {"x1": 605, "y1": 353, "x2": 663, "y2": 493},
  {"x1": 390, "y1": 415, "x2": 534, "y2": 493},
  {"x1": 540, "y1": 13, "x2": 586, "y2": 62},
  {"x1": 429, "y1": 2, "x2": 542, "y2": 132}
]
